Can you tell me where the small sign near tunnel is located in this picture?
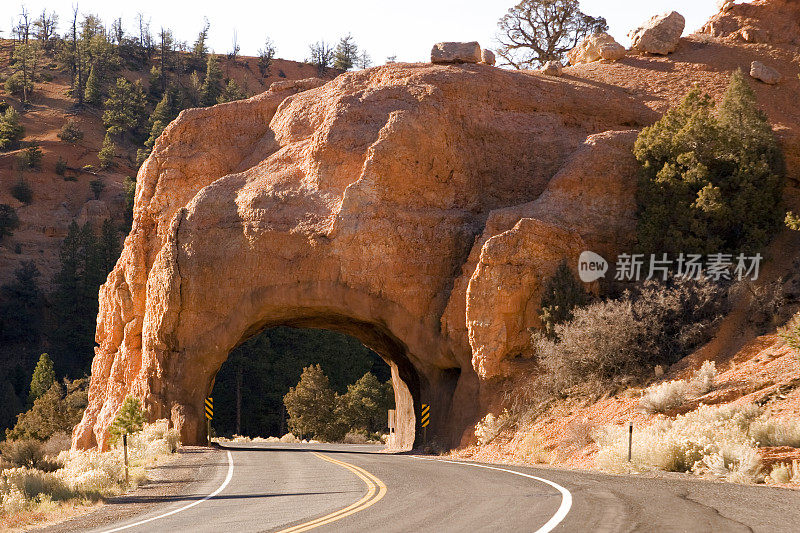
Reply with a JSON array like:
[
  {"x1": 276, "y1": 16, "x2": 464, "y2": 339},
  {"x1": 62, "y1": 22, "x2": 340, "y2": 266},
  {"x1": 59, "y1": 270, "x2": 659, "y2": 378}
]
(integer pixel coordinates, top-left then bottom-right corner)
[
  {"x1": 421, "y1": 404, "x2": 430, "y2": 428},
  {"x1": 205, "y1": 397, "x2": 214, "y2": 420}
]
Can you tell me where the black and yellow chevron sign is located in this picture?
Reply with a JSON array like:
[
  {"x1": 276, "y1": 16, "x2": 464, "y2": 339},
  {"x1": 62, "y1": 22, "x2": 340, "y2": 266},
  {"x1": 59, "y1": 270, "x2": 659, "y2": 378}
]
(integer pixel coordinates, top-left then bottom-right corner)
[
  {"x1": 205, "y1": 397, "x2": 213, "y2": 420},
  {"x1": 420, "y1": 403, "x2": 430, "y2": 428}
]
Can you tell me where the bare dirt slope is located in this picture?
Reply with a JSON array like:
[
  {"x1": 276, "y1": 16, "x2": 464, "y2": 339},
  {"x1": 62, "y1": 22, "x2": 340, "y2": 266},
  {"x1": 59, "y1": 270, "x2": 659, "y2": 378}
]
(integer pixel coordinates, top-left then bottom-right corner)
[{"x1": 0, "y1": 41, "x2": 330, "y2": 290}]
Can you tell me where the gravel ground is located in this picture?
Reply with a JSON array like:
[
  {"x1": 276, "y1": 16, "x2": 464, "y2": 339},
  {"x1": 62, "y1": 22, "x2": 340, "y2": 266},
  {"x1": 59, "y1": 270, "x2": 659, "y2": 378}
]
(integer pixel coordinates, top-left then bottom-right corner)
[{"x1": 33, "y1": 446, "x2": 220, "y2": 533}]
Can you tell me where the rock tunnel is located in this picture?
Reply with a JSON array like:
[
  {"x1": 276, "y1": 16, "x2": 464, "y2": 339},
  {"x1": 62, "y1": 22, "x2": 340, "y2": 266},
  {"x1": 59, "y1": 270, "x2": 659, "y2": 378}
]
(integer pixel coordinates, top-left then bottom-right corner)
[{"x1": 72, "y1": 63, "x2": 651, "y2": 451}]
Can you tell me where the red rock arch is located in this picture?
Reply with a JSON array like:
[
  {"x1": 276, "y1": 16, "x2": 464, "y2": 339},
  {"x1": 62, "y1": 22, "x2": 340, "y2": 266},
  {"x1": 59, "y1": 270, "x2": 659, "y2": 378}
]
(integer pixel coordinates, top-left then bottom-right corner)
[{"x1": 72, "y1": 63, "x2": 647, "y2": 451}]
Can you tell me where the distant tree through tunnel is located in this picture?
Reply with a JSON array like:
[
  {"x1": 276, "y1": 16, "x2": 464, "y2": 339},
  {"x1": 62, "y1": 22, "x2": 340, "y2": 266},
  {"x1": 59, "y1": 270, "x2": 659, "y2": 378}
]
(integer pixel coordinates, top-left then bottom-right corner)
[{"x1": 210, "y1": 326, "x2": 392, "y2": 439}]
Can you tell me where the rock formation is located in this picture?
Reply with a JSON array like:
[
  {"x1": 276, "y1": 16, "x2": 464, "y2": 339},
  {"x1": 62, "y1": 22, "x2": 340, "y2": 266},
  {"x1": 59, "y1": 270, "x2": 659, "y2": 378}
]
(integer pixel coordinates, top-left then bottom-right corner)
[
  {"x1": 72, "y1": 64, "x2": 654, "y2": 452},
  {"x1": 540, "y1": 61, "x2": 563, "y2": 76},
  {"x1": 481, "y1": 49, "x2": 496, "y2": 66},
  {"x1": 630, "y1": 11, "x2": 686, "y2": 55},
  {"x1": 567, "y1": 33, "x2": 626, "y2": 65},
  {"x1": 703, "y1": 0, "x2": 800, "y2": 45},
  {"x1": 74, "y1": 0, "x2": 800, "y2": 452},
  {"x1": 431, "y1": 42, "x2": 482, "y2": 64},
  {"x1": 750, "y1": 61, "x2": 783, "y2": 84}
]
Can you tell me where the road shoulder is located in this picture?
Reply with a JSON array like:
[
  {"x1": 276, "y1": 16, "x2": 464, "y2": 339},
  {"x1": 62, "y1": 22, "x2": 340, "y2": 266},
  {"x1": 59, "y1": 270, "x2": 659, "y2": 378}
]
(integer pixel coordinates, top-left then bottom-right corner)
[{"x1": 33, "y1": 446, "x2": 221, "y2": 533}]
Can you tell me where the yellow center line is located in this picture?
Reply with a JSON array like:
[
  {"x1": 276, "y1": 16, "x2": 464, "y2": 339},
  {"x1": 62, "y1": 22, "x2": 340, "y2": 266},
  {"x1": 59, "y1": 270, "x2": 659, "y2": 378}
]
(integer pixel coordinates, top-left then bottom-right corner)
[{"x1": 276, "y1": 452, "x2": 387, "y2": 533}]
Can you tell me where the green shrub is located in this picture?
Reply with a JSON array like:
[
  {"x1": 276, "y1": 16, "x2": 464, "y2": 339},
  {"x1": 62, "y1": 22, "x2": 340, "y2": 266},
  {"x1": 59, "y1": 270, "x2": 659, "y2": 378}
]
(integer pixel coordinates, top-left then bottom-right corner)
[
  {"x1": 90, "y1": 178, "x2": 105, "y2": 199},
  {"x1": 57, "y1": 119, "x2": 83, "y2": 144},
  {"x1": 0, "y1": 204, "x2": 20, "y2": 239},
  {"x1": 11, "y1": 177, "x2": 32, "y2": 204},
  {"x1": 17, "y1": 145, "x2": 42, "y2": 170},
  {"x1": 6, "y1": 378, "x2": 87, "y2": 442},
  {"x1": 539, "y1": 261, "x2": 589, "y2": 338},
  {"x1": 4, "y1": 71, "x2": 32, "y2": 98},
  {"x1": 635, "y1": 70, "x2": 784, "y2": 255},
  {"x1": 0, "y1": 107, "x2": 24, "y2": 150},
  {"x1": 54, "y1": 157, "x2": 67, "y2": 176}
]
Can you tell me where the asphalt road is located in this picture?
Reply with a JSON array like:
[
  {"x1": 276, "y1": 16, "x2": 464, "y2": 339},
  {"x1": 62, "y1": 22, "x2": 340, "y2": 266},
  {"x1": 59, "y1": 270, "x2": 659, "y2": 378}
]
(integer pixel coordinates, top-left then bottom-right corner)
[{"x1": 84, "y1": 442, "x2": 800, "y2": 533}]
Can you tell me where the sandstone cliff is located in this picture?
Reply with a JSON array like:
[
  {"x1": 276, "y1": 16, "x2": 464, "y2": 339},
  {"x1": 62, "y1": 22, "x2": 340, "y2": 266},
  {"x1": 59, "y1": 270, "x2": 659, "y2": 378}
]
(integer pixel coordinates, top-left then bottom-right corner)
[
  {"x1": 74, "y1": 64, "x2": 654, "y2": 450},
  {"x1": 76, "y1": 0, "x2": 800, "y2": 450}
]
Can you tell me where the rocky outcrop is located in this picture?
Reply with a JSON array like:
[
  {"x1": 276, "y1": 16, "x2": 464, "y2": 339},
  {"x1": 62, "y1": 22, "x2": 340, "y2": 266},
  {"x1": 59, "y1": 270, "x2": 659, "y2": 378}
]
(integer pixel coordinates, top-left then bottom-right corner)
[
  {"x1": 750, "y1": 61, "x2": 783, "y2": 84},
  {"x1": 431, "y1": 42, "x2": 482, "y2": 64},
  {"x1": 541, "y1": 61, "x2": 563, "y2": 76},
  {"x1": 630, "y1": 11, "x2": 686, "y2": 55},
  {"x1": 72, "y1": 63, "x2": 655, "y2": 452},
  {"x1": 702, "y1": 0, "x2": 800, "y2": 46},
  {"x1": 481, "y1": 49, "x2": 496, "y2": 66},
  {"x1": 567, "y1": 33, "x2": 626, "y2": 65}
]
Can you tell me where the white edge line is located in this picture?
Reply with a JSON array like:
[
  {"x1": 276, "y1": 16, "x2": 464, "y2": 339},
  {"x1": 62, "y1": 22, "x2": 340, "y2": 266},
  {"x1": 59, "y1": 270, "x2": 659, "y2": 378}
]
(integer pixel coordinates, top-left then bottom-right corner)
[
  {"x1": 409, "y1": 456, "x2": 572, "y2": 533},
  {"x1": 101, "y1": 449, "x2": 235, "y2": 533}
]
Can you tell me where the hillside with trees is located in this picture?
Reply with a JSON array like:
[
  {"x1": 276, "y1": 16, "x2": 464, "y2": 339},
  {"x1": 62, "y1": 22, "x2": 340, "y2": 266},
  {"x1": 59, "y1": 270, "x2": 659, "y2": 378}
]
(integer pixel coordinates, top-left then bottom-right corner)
[{"x1": 0, "y1": 8, "x2": 364, "y2": 438}]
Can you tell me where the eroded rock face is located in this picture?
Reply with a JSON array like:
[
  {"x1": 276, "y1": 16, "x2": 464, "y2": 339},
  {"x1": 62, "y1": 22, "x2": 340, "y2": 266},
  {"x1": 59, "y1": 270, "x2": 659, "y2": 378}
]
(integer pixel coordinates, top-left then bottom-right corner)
[
  {"x1": 73, "y1": 64, "x2": 654, "y2": 451},
  {"x1": 567, "y1": 33, "x2": 626, "y2": 65},
  {"x1": 630, "y1": 11, "x2": 686, "y2": 55},
  {"x1": 481, "y1": 49, "x2": 496, "y2": 66}
]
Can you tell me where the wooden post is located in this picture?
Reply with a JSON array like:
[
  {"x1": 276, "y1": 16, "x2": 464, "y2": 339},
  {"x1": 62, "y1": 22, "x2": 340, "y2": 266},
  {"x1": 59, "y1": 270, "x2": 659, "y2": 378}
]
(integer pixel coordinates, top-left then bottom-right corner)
[
  {"x1": 627, "y1": 422, "x2": 633, "y2": 462},
  {"x1": 123, "y1": 433, "x2": 129, "y2": 485}
]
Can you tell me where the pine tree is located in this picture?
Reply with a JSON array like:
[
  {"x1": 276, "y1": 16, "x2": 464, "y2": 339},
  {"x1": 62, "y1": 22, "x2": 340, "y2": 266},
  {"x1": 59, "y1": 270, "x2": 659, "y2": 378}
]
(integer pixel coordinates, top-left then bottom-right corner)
[
  {"x1": 192, "y1": 20, "x2": 210, "y2": 69},
  {"x1": 200, "y1": 54, "x2": 223, "y2": 107},
  {"x1": 217, "y1": 79, "x2": 247, "y2": 104},
  {"x1": 146, "y1": 87, "x2": 182, "y2": 148},
  {"x1": 98, "y1": 132, "x2": 116, "y2": 168},
  {"x1": 0, "y1": 261, "x2": 42, "y2": 344},
  {"x1": 635, "y1": 70, "x2": 785, "y2": 255},
  {"x1": 84, "y1": 63, "x2": 102, "y2": 105},
  {"x1": 257, "y1": 38, "x2": 276, "y2": 76},
  {"x1": 338, "y1": 372, "x2": 393, "y2": 434},
  {"x1": 333, "y1": 35, "x2": 358, "y2": 71},
  {"x1": 28, "y1": 353, "x2": 55, "y2": 405},
  {"x1": 103, "y1": 78, "x2": 147, "y2": 137},
  {"x1": 0, "y1": 380, "x2": 23, "y2": 435},
  {"x1": 0, "y1": 204, "x2": 20, "y2": 239},
  {"x1": 98, "y1": 219, "x2": 121, "y2": 273},
  {"x1": 284, "y1": 364, "x2": 343, "y2": 441},
  {"x1": 51, "y1": 221, "x2": 105, "y2": 377},
  {"x1": 109, "y1": 396, "x2": 146, "y2": 443},
  {"x1": 0, "y1": 107, "x2": 25, "y2": 150},
  {"x1": 309, "y1": 41, "x2": 333, "y2": 75}
]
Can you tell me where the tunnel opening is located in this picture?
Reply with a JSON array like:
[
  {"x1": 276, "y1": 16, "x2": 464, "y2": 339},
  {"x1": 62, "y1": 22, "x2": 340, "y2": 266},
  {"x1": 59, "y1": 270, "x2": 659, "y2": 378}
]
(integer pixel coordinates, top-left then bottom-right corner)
[{"x1": 203, "y1": 314, "x2": 425, "y2": 449}]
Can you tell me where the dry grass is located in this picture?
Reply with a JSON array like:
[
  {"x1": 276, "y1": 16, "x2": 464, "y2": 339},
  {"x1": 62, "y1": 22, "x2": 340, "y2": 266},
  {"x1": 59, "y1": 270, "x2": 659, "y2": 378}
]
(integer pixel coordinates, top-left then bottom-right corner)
[
  {"x1": 639, "y1": 361, "x2": 718, "y2": 413},
  {"x1": 594, "y1": 403, "x2": 799, "y2": 484},
  {"x1": 0, "y1": 419, "x2": 181, "y2": 530},
  {"x1": 474, "y1": 410, "x2": 512, "y2": 446}
]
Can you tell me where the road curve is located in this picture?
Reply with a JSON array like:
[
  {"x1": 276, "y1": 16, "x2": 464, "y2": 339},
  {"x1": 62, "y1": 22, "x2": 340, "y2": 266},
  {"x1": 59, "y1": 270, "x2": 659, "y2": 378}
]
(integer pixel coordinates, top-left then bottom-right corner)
[{"x1": 76, "y1": 442, "x2": 800, "y2": 532}]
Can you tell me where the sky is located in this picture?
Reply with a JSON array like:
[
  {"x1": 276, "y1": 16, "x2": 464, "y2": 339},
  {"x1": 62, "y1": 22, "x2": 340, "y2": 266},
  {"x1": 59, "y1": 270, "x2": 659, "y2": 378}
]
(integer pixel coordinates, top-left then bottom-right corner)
[{"x1": 1, "y1": 1, "x2": 736, "y2": 65}]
